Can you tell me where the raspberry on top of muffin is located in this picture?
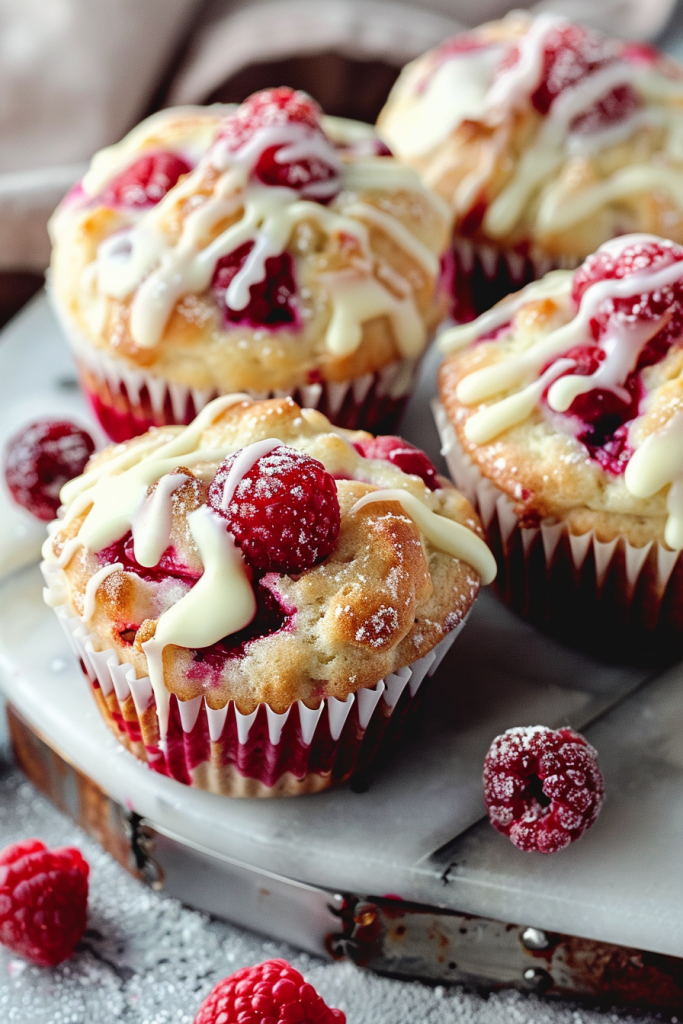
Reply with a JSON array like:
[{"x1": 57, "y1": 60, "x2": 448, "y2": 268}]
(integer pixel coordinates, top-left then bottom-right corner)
[
  {"x1": 49, "y1": 88, "x2": 451, "y2": 396},
  {"x1": 377, "y1": 13, "x2": 683, "y2": 264},
  {"x1": 438, "y1": 233, "x2": 683, "y2": 549},
  {"x1": 43, "y1": 396, "x2": 494, "y2": 739}
]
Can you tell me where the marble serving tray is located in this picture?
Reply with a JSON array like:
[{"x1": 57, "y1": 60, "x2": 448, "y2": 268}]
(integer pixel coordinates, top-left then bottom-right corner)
[{"x1": 1, "y1": 295, "x2": 681, "y2": 962}]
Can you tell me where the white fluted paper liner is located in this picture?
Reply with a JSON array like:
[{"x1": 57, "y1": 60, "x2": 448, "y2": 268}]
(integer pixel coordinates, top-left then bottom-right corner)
[
  {"x1": 433, "y1": 400, "x2": 683, "y2": 602},
  {"x1": 453, "y1": 238, "x2": 580, "y2": 284},
  {"x1": 51, "y1": 293, "x2": 417, "y2": 435},
  {"x1": 41, "y1": 557, "x2": 465, "y2": 792}
]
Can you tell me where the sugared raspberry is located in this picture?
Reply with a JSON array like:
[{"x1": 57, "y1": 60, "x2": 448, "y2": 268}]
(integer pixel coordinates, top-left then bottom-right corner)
[
  {"x1": 4, "y1": 420, "x2": 95, "y2": 521},
  {"x1": 209, "y1": 445, "x2": 340, "y2": 573},
  {"x1": 194, "y1": 959, "x2": 345, "y2": 1024},
  {"x1": 0, "y1": 839, "x2": 89, "y2": 966},
  {"x1": 572, "y1": 237, "x2": 683, "y2": 304},
  {"x1": 483, "y1": 725, "x2": 604, "y2": 854},
  {"x1": 353, "y1": 435, "x2": 440, "y2": 491},
  {"x1": 102, "y1": 152, "x2": 191, "y2": 208},
  {"x1": 219, "y1": 88, "x2": 339, "y2": 198},
  {"x1": 498, "y1": 22, "x2": 639, "y2": 130},
  {"x1": 212, "y1": 242, "x2": 297, "y2": 326}
]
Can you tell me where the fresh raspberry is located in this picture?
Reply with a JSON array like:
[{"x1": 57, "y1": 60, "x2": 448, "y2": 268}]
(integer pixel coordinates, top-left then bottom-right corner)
[
  {"x1": 0, "y1": 839, "x2": 89, "y2": 966},
  {"x1": 353, "y1": 435, "x2": 440, "y2": 491},
  {"x1": 4, "y1": 420, "x2": 95, "y2": 521},
  {"x1": 212, "y1": 242, "x2": 297, "y2": 326},
  {"x1": 572, "y1": 238, "x2": 683, "y2": 370},
  {"x1": 195, "y1": 959, "x2": 345, "y2": 1024},
  {"x1": 209, "y1": 445, "x2": 340, "y2": 573},
  {"x1": 483, "y1": 726, "x2": 604, "y2": 854},
  {"x1": 497, "y1": 22, "x2": 640, "y2": 130},
  {"x1": 219, "y1": 88, "x2": 339, "y2": 198},
  {"x1": 102, "y1": 152, "x2": 191, "y2": 208}
]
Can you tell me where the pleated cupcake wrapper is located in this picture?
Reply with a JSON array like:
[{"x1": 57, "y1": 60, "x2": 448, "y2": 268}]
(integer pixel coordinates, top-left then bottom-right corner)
[
  {"x1": 42, "y1": 558, "x2": 463, "y2": 796},
  {"x1": 451, "y1": 238, "x2": 581, "y2": 322},
  {"x1": 52, "y1": 295, "x2": 417, "y2": 440},
  {"x1": 433, "y1": 400, "x2": 683, "y2": 631}
]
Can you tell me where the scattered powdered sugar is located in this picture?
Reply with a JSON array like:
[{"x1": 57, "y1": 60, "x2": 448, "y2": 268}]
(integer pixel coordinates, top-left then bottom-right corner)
[{"x1": 0, "y1": 766, "x2": 666, "y2": 1024}]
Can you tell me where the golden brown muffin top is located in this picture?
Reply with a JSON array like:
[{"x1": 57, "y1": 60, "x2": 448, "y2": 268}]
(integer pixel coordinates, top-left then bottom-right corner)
[
  {"x1": 44, "y1": 396, "x2": 494, "y2": 722},
  {"x1": 378, "y1": 12, "x2": 683, "y2": 262},
  {"x1": 49, "y1": 90, "x2": 451, "y2": 393}
]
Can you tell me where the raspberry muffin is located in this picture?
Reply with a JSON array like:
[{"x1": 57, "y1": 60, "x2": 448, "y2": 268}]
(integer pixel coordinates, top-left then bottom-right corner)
[
  {"x1": 42, "y1": 395, "x2": 495, "y2": 796},
  {"x1": 378, "y1": 12, "x2": 683, "y2": 321},
  {"x1": 49, "y1": 88, "x2": 451, "y2": 443},
  {"x1": 436, "y1": 233, "x2": 683, "y2": 661}
]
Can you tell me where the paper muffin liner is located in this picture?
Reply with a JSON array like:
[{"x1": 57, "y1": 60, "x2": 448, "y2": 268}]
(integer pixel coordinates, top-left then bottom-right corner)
[
  {"x1": 433, "y1": 401, "x2": 683, "y2": 662},
  {"x1": 451, "y1": 238, "x2": 580, "y2": 323},
  {"x1": 52, "y1": 298, "x2": 418, "y2": 443},
  {"x1": 42, "y1": 559, "x2": 464, "y2": 797}
]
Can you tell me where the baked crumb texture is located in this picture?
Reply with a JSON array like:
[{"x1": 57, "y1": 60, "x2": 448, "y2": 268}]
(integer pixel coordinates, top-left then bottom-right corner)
[
  {"x1": 378, "y1": 12, "x2": 683, "y2": 316},
  {"x1": 437, "y1": 234, "x2": 683, "y2": 660},
  {"x1": 43, "y1": 396, "x2": 488, "y2": 795},
  {"x1": 49, "y1": 95, "x2": 452, "y2": 441}
]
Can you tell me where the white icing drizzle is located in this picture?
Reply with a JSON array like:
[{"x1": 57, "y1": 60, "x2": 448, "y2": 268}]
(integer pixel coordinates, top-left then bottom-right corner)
[
  {"x1": 350, "y1": 489, "x2": 497, "y2": 585},
  {"x1": 142, "y1": 504, "x2": 256, "y2": 737},
  {"x1": 88, "y1": 115, "x2": 440, "y2": 358},
  {"x1": 220, "y1": 438, "x2": 281, "y2": 509},
  {"x1": 81, "y1": 562, "x2": 124, "y2": 622},
  {"x1": 625, "y1": 412, "x2": 683, "y2": 550},
  {"x1": 439, "y1": 270, "x2": 573, "y2": 353},
  {"x1": 131, "y1": 473, "x2": 189, "y2": 568},
  {"x1": 453, "y1": 237, "x2": 683, "y2": 444},
  {"x1": 57, "y1": 536, "x2": 83, "y2": 569},
  {"x1": 484, "y1": 13, "x2": 564, "y2": 115},
  {"x1": 323, "y1": 273, "x2": 426, "y2": 358},
  {"x1": 60, "y1": 395, "x2": 247, "y2": 549}
]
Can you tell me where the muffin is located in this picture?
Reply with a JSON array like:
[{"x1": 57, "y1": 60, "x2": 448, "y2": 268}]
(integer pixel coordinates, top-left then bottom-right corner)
[
  {"x1": 435, "y1": 233, "x2": 683, "y2": 661},
  {"x1": 49, "y1": 88, "x2": 452, "y2": 443},
  {"x1": 42, "y1": 395, "x2": 495, "y2": 796},
  {"x1": 377, "y1": 12, "x2": 683, "y2": 322}
]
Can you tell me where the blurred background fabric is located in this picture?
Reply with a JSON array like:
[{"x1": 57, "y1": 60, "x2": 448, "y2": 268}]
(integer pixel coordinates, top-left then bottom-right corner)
[{"x1": 0, "y1": 0, "x2": 678, "y2": 321}]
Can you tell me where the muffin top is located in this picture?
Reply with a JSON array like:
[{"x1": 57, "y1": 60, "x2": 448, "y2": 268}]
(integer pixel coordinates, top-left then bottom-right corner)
[
  {"x1": 438, "y1": 233, "x2": 683, "y2": 547},
  {"x1": 377, "y1": 13, "x2": 683, "y2": 262},
  {"x1": 49, "y1": 88, "x2": 451, "y2": 393},
  {"x1": 43, "y1": 396, "x2": 494, "y2": 732}
]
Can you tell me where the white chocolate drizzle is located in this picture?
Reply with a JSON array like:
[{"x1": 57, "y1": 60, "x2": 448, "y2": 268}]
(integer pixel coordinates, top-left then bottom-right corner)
[
  {"x1": 351, "y1": 489, "x2": 497, "y2": 585},
  {"x1": 452, "y1": 236, "x2": 683, "y2": 445},
  {"x1": 85, "y1": 114, "x2": 442, "y2": 358},
  {"x1": 142, "y1": 504, "x2": 256, "y2": 737},
  {"x1": 625, "y1": 412, "x2": 683, "y2": 550},
  {"x1": 82, "y1": 562, "x2": 124, "y2": 622},
  {"x1": 131, "y1": 473, "x2": 189, "y2": 568},
  {"x1": 219, "y1": 438, "x2": 281, "y2": 509}
]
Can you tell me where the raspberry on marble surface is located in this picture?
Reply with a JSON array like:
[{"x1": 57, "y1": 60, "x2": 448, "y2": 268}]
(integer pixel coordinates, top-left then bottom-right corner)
[
  {"x1": 0, "y1": 838, "x2": 89, "y2": 966},
  {"x1": 483, "y1": 725, "x2": 604, "y2": 854},
  {"x1": 4, "y1": 420, "x2": 95, "y2": 521},
  {"x1": 194, "y1": 959, "x2": 345, "y2": 1024},
  {"x1": 209, "y1": 445, "x2": 340, "y2": 573}
]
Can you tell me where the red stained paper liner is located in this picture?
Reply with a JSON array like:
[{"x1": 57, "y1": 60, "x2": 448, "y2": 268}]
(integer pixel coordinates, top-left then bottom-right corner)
[
  {"x1": 451, "y1": 238, "x2": 580, "y2": 323},
  {"x1": 52, "y1": 298, "x2": 418, "y2": 443},
  {"x1": 42, "y1": 560, "x2": 464, "y2": 797},
  {"x1": 433, "y1": 400, "x2": 683, "y2": 664}
]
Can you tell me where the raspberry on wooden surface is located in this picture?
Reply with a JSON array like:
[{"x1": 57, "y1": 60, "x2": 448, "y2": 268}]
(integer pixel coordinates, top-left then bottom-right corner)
[
  {"x1": 354, "y1": 435, "x2": 440, "y2": 491},
  {"x1": 4, "y1": 420, "x2": 95, "y2": 521},
  {"x1": 0, "y1": 839, "x2": 89, "y2": 966},
  {"x1": 194, "y1": 959, "x2": 345, "y2": 1024},
  {"x1": 102, "y1": 152, "x2": 191, "y2": 208},
  {"x1": 483, "y1": 725, "x2": 604, "y2": 854},
  {"x1": 208, "y1": 445, "x2": 340, "y2": 573}
]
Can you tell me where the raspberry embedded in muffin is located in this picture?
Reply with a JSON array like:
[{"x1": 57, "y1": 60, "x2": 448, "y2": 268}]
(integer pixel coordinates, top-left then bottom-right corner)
[
  {"x1": 43, "y1": 396, "x2": 493, "y2": 798},
  {"x1": 102, "y1": 151, "x2": 192, "y2": 208}
]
